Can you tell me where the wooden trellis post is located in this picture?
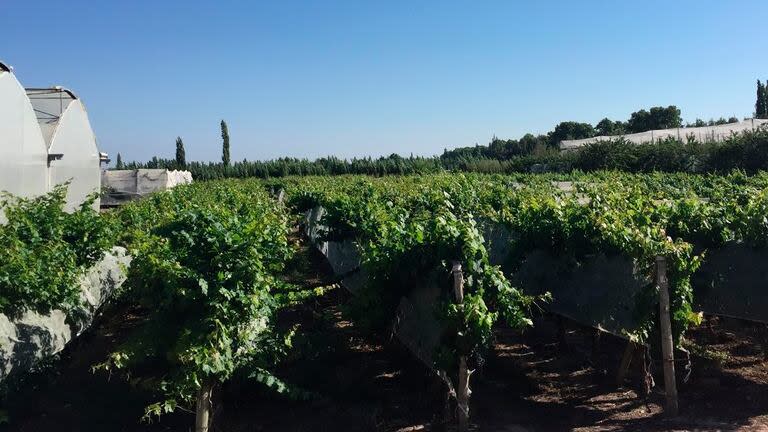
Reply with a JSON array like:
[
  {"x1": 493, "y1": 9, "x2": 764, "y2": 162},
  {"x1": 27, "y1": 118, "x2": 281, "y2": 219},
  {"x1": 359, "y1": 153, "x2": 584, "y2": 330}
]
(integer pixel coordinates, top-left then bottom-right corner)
[
  {"x1": 451, "y1": 261, "x2": 471, "y2": 431},
  {"x1": 195, "y1": 380, "x2": 214, "y2": 432},
  {"x1": 656, "y1": 256, "x2": 679, "y2": 417}
]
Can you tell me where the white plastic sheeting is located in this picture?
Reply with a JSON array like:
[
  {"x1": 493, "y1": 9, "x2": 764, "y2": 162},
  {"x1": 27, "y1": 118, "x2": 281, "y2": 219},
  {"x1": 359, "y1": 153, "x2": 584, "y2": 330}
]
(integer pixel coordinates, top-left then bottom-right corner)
[
  {"x1": 101, "y1": 169, "x2": 193, "y2": 206},
  {"x1": 303, "y1": 206, "x2": 446, "y2": 373},
  {"x1": 102, "y1": 169, "x2": 192, "y2": 194},
  {"x1": 27, "y1": 88, "x2": 101, "y2": 211},
  {"x1": 0, "y1": 62, "x2": 49, "y2": 200},
  {"x1": 560, "y1": 118, "x2": 768, "y2": 150},
  {"x1": 0, "y1": 247, "x2": 130, "y2": 381}
]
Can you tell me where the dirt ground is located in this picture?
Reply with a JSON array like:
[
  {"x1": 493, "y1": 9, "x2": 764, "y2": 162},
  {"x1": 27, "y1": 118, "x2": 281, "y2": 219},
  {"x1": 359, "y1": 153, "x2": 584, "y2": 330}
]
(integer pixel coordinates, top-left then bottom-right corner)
[{"x1": 3, "y1": 240, "x2": 767, "y2": 432}]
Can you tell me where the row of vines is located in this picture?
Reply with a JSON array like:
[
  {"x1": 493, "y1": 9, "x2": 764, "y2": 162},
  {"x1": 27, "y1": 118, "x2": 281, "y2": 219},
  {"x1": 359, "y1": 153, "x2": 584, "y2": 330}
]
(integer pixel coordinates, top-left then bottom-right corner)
[
  {"x1": 275, "y1": 171, "x2": 768, "y2": 343},
  {"x1": 1, "y1": 181, "x2": 305, "y2": 429},
  {"x1": 271, "y1": 171, "x2": 768, "y2": 421},
  {"x1": 3, "y1": 170, "x2": 768, "y2": 429}
]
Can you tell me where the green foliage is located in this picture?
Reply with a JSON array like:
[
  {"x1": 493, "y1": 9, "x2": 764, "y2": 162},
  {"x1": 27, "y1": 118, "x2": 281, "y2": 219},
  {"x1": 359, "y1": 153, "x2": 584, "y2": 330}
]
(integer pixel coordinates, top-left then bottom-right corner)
[
  {"x1": 686, "y1": 117, "x2": 738, "y2": 127},
  {"x1": 102, "y1": 181, "x2": 296, "y2": 418},
  {"x1": 8, "y1": 163, "x2": 766, "y2": 426},
  {"x1": 562, "y1": 128, "x2": 768, "y2": 174},
  {"x1": 118, "y1": 126, "x2": 768, "y2": 179},
  {"x1": 0, "y1": 185, "x2": 115, "y2": 319},
  {"x1": 549, "y1": 121, "x2": 595, "y2": 145},
  {"x1": 626, "y1": 105, "x2": 682, "y2": 133},
  {"x1": 595, "y1": 118, "x2": 626, "y2": 136},
  {"x1": 757, "y1": 80, "x2": 767, "y2": 119},
  {"x1": 493, "y1": 177, "x2": 702, "y2": 343},
  {"x1": 120, "y1": 154, "x2": 446, "y2": 180},
  {"x1": 681, "y1": 338, "x2": 730, "y2": 365},
  {"x1": 280, "y1": 175, "x2": 543, "y2": 375},
  {"x1": 221, "y1": 120, "x2": 230, "y2": 166},
  {"x1": 279, "y1": 171, "x2": 768, "y2": 355},
  {"x1": 444, "y1": 105, "x2": 684, "y2": 163},
  {"x1": 175, "y1": 136, "x2": 186, "y2": 167},
  {"x1": 4, "y1": 170, "x2": 753, "y2": 422}
]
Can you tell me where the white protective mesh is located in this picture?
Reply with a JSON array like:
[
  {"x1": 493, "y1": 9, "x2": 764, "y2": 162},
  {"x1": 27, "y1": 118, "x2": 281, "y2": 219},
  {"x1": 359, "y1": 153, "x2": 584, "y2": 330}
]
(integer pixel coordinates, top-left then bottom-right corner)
[{"x1": 560, "y1": 119, "x2": 768, "y2": 150}]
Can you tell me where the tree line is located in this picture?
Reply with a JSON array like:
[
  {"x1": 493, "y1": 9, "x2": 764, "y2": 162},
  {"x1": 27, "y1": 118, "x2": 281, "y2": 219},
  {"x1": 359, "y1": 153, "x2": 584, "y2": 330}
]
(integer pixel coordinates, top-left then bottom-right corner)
[
  {"x1": 114, "y1": 127, "x2": 768, "y2": 180},
  {"x1": 112, "y1": 80, "x2": 768, "y2": 179},
  {"x1": 441, "y1": 105, "x2": 742, "y2": 162},
  {"x1": 444, "y1": 78, "x2": 768, "y2": 164},
  {"x1": 116, "y1": 121, "x2": 232, "y2": 173},
  {"x1": 452, "y1": 127, "x2": 768, "y2": 175}
]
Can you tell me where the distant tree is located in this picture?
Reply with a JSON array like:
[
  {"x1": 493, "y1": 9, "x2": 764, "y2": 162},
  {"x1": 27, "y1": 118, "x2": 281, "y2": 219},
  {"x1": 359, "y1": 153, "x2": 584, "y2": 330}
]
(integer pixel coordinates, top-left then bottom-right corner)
[
  {"x1": 488, "y1": 135, "x2": 505, "y2": 158},
  {"x1": 221, "y1": 120, "x2": 230, "y2": 166},
  {"x1": 685, "y1": 117, "x2": 733, "y2": 127},
  {"x1": 757, "y1": 80, "x2": 767, "y2": 119},
  {"x1": 595, "y1": 118, "x2": 612, "y2": 136},
  {"x1": 627, "y1": 109, "x2": 650, "y2": 132},
  {"x1": 175, "y1": 136, "x2": 186, "y2": 167},
  {"x1": 595, "y1": 118, "x2": 626, "y2": 136},
  {"x1": 549, "y1": 121, "x2": 595, "y2": 146},
  {"x1": 764, "y1": 80, "x2": 768, "y2": 118},
  {"x1": 115, "y1": 152, "x2": 124, "y2": 169},
  {"x1": 626, "y1": 106, "x2": 682, "y2": 133},
  {"x1": 519, "y1": 133, "x2": 540, "y2": 153},
  {"x1": 689, "y1": 119, "x2": 707, "y2": 128}
]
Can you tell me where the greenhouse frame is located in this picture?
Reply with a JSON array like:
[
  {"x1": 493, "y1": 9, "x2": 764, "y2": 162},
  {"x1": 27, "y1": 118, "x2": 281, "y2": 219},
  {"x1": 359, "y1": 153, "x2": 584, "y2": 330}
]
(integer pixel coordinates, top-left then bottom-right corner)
[
  {"x1": 27, "y1": 87, "x2": 102, "y2": 210},
  {"x1": 0, "y1": 60, "x2": 105, "y2": 212}
]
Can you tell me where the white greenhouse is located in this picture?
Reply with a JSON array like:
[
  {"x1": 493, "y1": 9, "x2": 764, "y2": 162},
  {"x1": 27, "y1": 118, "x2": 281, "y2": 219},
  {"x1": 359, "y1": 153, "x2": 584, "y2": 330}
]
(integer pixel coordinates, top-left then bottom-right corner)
[
  {"x1": 0, "y1": 61, "x2": 49, "y2": 199},
  {"x1": 27, "y1": 87, "x2": 102, "y2": 211}
]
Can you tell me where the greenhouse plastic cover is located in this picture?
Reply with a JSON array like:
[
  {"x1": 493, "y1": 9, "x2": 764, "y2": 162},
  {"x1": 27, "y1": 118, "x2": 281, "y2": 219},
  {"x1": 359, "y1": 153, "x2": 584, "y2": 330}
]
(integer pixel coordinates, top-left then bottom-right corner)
[
  {"x1": 0, "y1": 62, "x2": 49, "y2": 200},
  {"x1": 561, "y1": 119, "x2": 768, "y2": 150},
  {"x1": 27, "y1": 88, "x2": 101, "y2": 211}
]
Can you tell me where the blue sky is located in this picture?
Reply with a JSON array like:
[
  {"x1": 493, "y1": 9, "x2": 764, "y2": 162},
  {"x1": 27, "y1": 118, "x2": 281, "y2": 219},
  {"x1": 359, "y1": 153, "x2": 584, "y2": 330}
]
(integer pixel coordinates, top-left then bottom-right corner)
[{"x1": 2, "y1": 1, "x2": 767, "y2": 163}]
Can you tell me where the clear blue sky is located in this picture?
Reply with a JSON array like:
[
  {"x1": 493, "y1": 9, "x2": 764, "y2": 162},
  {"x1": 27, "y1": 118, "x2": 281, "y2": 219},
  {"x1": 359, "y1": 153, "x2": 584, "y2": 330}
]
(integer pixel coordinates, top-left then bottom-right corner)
[{"x1": 2, "y1": 1, "x2": 767, "y2": 163}]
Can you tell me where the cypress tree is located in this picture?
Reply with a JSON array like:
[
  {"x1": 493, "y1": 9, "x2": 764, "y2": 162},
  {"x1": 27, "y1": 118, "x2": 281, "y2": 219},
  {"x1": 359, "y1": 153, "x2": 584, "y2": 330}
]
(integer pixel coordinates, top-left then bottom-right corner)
[
  {"x1": 763, "y1": 80, "x2": 768, "y2": 118},
  {"x1": 115, "y1": 152, "x2": 123, "y2": 169},
  {"x1": 175, "y1": 136, "x2": 186, "y2": 167},
  {"x1": 756, "y1": 80, "x2": 767, "y2": 119},
  {"x1": 221, "y1": 120, "x2": 230, "y2": 166}
]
